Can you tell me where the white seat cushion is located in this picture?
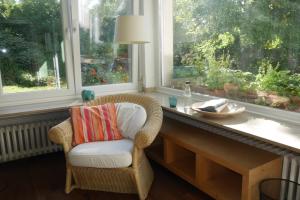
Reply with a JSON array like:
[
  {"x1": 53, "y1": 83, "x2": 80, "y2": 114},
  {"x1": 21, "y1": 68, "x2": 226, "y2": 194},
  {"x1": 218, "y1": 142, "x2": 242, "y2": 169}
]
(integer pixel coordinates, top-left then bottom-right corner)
[
  {"x1": 68, "y1": 139, "x2": 133, "y2": 168},
  {"x1": 116, "y1": 103, "x2": 147, "y2": 140}
]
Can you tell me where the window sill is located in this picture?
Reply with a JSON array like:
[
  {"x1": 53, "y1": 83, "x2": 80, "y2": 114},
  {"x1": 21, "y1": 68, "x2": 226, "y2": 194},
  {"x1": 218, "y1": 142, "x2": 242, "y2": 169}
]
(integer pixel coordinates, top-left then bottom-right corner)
[
  {"x1": 0, "y1": 88, "x2": 138, "y2": 118},
  {"x1": 145, "y1": 90, "x2": 300, "y2": 153},
  {"x1": 157, "y1": 87, "x2": 300, "y2": 125},
  {"x1": 0, "y1": 96, "x2": 82, "y2": 119}
]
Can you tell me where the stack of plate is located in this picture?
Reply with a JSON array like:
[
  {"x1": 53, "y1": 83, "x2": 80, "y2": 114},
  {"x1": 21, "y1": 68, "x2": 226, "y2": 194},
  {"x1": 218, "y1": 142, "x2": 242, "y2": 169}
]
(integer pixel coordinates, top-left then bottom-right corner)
[{"x1": 191, "y1": 101, "x2": 245, "y2": 118}]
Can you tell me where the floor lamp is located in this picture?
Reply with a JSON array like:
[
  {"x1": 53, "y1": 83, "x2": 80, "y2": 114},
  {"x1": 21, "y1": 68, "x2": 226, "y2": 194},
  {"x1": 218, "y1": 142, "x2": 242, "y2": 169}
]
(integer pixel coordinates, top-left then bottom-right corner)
[{"x1": 114, "y1": 15, "x2": 149, "y2": 92}]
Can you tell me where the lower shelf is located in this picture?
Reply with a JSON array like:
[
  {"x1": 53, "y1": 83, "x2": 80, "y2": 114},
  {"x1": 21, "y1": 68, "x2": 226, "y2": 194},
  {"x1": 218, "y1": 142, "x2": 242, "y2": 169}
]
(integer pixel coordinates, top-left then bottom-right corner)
[
  {"x1": 199, "y1": 170, "x2": 242, "y2": 200},
  {"x1": 169, "y1": 154, "x2": 195, "y2": 183},
  {"x1": 146, "y1": 144, "x2": 164, "y2": 163},
  {"x1": 146, "y1": 136, "x2": 164, "y2": 163}
]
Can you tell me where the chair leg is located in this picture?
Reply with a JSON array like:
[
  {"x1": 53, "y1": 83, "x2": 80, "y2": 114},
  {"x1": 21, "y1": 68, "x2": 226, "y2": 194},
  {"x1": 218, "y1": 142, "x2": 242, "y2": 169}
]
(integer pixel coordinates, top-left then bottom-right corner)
[
  {"x1": 65, "y1": 167, "x2": 73, "y2": 194},
  {"x1": 135, "y1": 155, "x2": 154, "y2": 200}
]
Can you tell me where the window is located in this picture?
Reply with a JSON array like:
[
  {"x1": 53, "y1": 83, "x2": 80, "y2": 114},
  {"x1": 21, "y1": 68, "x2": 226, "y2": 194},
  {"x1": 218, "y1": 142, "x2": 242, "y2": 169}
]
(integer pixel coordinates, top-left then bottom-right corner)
[
  {"x1": 161, "y1": 0, "x2": 300, "y2": 113},
  {"x1": 0, "y1": 0, "x2": 137, "y2": 106},
  {"x1": 78, "y1": 0, "x2": 133, "y2": 87},
  {"x1": 0, "y1": 0, "x2": 68, "y2": 94}
]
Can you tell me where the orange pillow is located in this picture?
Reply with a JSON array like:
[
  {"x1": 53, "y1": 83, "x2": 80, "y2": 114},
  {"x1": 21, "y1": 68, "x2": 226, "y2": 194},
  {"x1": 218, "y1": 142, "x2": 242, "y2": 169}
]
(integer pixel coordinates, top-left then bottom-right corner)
[{"x1": 70, "y1": 103, "x2": 123, "y2": 146}]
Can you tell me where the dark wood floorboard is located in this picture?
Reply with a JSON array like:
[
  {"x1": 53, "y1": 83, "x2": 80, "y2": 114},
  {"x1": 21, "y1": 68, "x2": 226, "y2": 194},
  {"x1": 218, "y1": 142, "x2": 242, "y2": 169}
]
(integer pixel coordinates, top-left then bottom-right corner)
[{"x1": 0, "y1": 152, "x2": 213, "y2": 200}]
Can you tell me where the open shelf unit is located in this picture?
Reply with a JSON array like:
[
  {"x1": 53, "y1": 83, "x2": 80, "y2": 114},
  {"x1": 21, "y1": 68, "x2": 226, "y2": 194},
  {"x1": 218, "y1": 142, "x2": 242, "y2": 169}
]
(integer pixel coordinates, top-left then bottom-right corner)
[
  {"x1": 165, "y1": 140, "x2": 196, "y2": 183},
  {"x1": 146, "y1": 117, "x2": 283, "y2": 200},
  {"x1": 146, "y1": 135, "x2": 164, "y2": 163},
  {"x1": 198, "y1": 157, "x2": 242, "y2": 200}
]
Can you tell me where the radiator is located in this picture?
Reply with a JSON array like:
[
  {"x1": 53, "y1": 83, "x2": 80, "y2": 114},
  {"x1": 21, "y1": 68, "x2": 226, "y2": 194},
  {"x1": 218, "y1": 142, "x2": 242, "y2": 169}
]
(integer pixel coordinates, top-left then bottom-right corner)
[
  {"x1": 282, "y1": 154, "x2": 300, "y2": 183},
  {"x1": 0, "y1": 120, "x2": 62, "y2": 163},
  {"x1": 278, "y1": 155, "x2": 300, "y2": 200}
]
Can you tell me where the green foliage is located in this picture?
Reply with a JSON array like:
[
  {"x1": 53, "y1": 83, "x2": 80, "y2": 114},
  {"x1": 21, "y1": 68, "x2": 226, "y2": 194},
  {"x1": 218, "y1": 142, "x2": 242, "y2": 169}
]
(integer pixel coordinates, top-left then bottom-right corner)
[
  {"x1": 205, "y1": 66, "x2": 226, "y2": 90},
  {"x1": 224, "y1": 70, "x2": 255, "y2": 85},
  {"x1": 0, "y1": 0, "x2": 66, "y2": 88},
  {"x1": 96, "y1": 43, "x2": 114, "y2": 61},
  {"x1": 0, "y1": 30, "x2": 45, "y2": 73},
  {"x1": 173, "y1": 0, "x2": 300, "y2": 110},
  {"x1": 105, "y1": 71, "x2": 129, "y2": 84},
  {"x1": 287, "y1": 74, "x2": 300, "y2": 97},
  {"x1": 16, "y1": 72, "x2": 37, "y2": 87},
  {"x1": 257, "y1": 65, "x2": 300, "y2": 97},
  {"x1": 174, "y1": 0, "x2": 300, "y2": 72},
  {"x1": 173, "y1": 66, "x2": 200, "y2": 79}
]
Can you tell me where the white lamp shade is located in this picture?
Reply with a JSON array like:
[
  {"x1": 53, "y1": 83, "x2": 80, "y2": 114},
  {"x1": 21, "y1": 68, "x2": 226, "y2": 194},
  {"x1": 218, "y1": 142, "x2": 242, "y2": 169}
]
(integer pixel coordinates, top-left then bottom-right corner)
[{"x1": 114, "y1": 15, "x2": 149, "y2": 44}]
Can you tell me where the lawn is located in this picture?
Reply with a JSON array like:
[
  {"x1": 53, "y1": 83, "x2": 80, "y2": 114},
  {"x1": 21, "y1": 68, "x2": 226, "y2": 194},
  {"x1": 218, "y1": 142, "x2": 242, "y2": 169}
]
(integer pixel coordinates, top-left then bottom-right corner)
[{"x1": 3, "y1": 85, "x2": 67, "y2": 94}]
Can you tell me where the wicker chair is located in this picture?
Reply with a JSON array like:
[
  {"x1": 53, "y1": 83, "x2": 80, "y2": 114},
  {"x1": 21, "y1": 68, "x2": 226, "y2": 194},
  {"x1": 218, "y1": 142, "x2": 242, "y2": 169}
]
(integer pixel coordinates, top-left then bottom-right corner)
[{"x1": 48, "y1": 94, "x2": 163, "y2": 200}]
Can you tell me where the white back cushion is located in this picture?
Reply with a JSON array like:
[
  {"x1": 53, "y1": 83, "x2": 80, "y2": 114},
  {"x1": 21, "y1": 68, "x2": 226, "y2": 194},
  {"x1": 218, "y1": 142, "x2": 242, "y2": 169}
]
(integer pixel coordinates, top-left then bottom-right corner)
[{"x1": 116, "y1": 103, "x2": 147, "y2": 140}]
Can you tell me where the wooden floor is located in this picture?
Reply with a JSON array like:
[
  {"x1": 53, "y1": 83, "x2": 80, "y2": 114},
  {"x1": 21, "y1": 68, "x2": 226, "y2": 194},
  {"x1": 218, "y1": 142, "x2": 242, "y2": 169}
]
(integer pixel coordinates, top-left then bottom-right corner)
[{"x1": 0, "y1": 152, "x2": 213, "y2": 200}]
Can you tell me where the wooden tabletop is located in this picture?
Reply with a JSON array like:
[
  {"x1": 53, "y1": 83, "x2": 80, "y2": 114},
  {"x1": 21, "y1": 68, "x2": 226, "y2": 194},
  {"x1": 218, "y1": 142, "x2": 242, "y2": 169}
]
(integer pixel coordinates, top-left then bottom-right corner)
[{"x1": 145, "y1": 92, "x2": 300, "y2": 154}]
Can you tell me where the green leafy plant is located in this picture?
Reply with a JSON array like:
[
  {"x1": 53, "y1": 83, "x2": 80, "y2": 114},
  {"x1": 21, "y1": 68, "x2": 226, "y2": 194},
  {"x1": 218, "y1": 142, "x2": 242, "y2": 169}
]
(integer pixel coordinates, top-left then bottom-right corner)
[
  {"x1": 205, "y1": 66, "x2": 226, "y2": 90},
  {"x1": 257, "y1": 64, "x2": 300, "y2": 97},
  {"x1": 287, "y1": 74, "x2": 300, "y2": 97}
]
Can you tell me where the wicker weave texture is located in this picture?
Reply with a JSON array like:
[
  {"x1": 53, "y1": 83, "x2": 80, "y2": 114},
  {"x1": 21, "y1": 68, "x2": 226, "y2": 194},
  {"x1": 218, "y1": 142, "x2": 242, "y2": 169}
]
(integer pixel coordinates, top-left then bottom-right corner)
[
  {"x1": 48, "y1": 94, "x2": 163, "y2": 200},
  {"x1": 72, "y1": 166, "x2": 137, "y2": 193}
]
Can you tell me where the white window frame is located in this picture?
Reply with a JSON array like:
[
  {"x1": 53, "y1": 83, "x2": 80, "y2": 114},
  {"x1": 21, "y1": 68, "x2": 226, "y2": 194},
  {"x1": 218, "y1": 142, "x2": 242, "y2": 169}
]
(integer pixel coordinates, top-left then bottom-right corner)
[
  {"x1": 0, "y1": 0, "x2": 76, "y2": 107},
  {"x1": 158, "y1": 0, "x2": 300, "y2": 124},
  {"x1": 71, "y1": 0, "x2": 139, "y2": 96},
  {"x1": 0, "y1": 0, "x2": 140, "y2": 109}
]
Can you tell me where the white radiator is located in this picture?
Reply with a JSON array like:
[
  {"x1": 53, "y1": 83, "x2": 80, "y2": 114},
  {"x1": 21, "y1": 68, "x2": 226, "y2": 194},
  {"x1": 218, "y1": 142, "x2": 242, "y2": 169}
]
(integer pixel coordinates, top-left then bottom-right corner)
[
  {"x1": 0, "y1": 120, "x2": 62, "y2": 163},
  {"x1": 282, "y1": 155, "x2": 300, "y2": 183},
  {"x1": 271, "y1": 155, "x2": 300, "y2": 200}
]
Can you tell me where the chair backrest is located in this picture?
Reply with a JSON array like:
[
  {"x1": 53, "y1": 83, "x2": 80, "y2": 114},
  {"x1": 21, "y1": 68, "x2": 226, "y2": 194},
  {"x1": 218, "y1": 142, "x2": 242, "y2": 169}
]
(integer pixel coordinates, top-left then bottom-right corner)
[
  {"x1": 115, "y1": 102, "x2": 147, "y2": 140},
  {"x1": 86, "y1": 94, "x2": 163, "y2": 149},
  {"x1": 85, "y1": 94, "x2": 159, "y2": 116}
]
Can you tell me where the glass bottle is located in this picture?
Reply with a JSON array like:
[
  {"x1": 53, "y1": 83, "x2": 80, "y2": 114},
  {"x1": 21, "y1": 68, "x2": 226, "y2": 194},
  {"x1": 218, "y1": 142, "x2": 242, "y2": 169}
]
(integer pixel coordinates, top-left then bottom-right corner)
[{"x1": 183, "y1": 81, "x2": 192, "y2": 109}]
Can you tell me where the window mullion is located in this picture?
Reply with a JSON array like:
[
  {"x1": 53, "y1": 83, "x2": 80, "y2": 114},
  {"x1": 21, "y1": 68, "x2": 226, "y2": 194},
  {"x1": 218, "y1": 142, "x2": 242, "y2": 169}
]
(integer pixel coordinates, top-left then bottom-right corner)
[
  {"x1": 161, "y1": 0, "x2": 174, "y2": 86},
  {"x1": 0, "y1": 70, "x2": 3, "y2": 95},
  {"x1": 61, "y1": 0, "x2": 76, "y2": 93},
  {"x1": 70, "y1": 0, "x2": 82, "y2": 96}
]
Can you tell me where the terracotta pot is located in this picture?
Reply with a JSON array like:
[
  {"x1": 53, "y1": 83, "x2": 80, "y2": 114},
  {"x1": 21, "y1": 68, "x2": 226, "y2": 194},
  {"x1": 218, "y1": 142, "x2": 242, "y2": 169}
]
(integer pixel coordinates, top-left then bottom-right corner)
[
  {"x1": 213, "y1": 89, "x2": 226, "y2": 97},
  {"x1": 290, "y1": 96, "x2": 300, "y2": 105},
  {"x1": 245, "y1": 90, "x2": 258, "y2": 99},
  {"x1": 224, "y1": 83, "x2": 239, "y2": 93},
  {"x1": 192, "y1": 85, "x2": 209, "y2": 94},
  {"x1": 257, "y1": 91, "x2": 268, "y2": 98},
  {"x1": 266, "y1": 94, "x2": 290, "y2": 109}
]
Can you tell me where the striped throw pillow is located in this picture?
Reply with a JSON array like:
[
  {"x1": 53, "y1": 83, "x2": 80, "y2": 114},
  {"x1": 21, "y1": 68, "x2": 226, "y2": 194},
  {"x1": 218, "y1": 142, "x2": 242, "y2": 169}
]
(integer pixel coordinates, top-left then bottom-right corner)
[{"x1": 70, "y1": 103, "x2": 123, "y2": 146}]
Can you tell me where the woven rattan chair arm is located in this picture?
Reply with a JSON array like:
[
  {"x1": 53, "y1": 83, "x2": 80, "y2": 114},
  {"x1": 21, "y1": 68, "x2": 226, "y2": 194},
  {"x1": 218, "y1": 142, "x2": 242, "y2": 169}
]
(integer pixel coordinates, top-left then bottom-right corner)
[
  {"x1": 134, "y1": 104, "x2": 163, "y2": 149},
  {"x1": 48, "y1": 118, "x2": 73, "y2": 153}
]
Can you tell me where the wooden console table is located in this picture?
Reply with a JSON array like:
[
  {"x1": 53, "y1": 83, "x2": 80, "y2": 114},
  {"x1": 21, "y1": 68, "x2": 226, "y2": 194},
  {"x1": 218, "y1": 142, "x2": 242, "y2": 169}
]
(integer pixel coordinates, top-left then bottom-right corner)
[{"x1": 147, "y1": 117, "x2": 283, "y2": 200}]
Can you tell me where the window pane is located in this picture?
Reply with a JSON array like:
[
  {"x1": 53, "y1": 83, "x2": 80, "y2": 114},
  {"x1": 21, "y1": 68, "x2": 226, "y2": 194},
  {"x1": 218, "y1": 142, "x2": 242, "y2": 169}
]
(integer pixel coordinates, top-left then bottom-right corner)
[
  {"x1": 165, "y1": 0, "x2": 300, "y2": 113},
  {"x1": 79, "y1": 0, "x2": 133, "y2": 87},
  {"x1": 0, "y1": 0, "x2": 67, "y2": 94}
]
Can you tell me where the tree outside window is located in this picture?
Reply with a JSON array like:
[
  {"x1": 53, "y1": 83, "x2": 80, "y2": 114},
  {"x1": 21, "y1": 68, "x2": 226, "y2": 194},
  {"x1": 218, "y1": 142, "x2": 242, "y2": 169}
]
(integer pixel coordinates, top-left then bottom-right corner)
[
  {"x1": 167, "y1": 0, "x2": 300, "y2": 113},
  {"x1": 0, "y1": 0, "x2": 67, "y2": 93}
]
